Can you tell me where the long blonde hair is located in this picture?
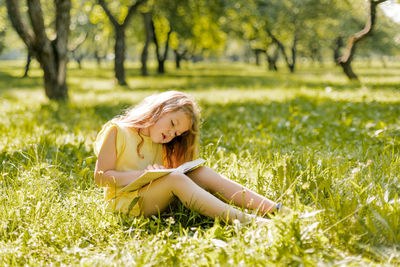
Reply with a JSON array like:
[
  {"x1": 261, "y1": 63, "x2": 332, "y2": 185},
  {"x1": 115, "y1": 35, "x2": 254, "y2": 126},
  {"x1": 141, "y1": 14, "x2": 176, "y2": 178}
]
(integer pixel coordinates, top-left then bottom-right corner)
[{"x1": 113, "y1": 91, "x2": 199, "y2": 168}]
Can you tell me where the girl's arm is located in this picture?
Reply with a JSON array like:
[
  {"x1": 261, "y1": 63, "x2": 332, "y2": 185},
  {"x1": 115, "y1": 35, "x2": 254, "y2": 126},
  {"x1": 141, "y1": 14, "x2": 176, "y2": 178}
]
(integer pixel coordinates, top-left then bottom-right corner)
[{"x1": 94, "y1": 127, "x2": 145, "y2": 187}]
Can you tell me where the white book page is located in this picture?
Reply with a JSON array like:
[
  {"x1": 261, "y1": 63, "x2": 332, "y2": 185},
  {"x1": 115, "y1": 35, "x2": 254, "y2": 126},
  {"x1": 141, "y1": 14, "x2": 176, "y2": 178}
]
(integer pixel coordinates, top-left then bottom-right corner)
[
  {"x1": 117, "y1": 158, "x2": 206, "y2": 194},
  {"x1": 176, "y1": 158, "x2": 206, "y2": 173}
]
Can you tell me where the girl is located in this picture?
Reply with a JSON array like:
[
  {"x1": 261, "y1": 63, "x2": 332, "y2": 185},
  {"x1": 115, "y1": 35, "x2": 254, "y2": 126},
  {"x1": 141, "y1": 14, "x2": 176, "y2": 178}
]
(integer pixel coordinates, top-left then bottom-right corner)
[{"x1": 94, "y1": 91, "x2": 284, "y2": 225}]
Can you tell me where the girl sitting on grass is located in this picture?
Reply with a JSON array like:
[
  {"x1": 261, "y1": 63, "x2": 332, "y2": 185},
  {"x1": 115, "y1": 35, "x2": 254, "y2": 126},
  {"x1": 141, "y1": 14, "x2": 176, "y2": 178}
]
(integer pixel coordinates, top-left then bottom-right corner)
[{"x1": 94, "y1": 91, "x2": 285, "y2": 225}]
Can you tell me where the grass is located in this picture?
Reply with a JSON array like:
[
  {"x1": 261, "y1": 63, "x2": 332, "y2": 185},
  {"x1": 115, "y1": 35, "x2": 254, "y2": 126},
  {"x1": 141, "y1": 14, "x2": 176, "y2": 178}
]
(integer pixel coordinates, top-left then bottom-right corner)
[{"x1": 0, "y1": 59, "x2": 399, "y2": 265}]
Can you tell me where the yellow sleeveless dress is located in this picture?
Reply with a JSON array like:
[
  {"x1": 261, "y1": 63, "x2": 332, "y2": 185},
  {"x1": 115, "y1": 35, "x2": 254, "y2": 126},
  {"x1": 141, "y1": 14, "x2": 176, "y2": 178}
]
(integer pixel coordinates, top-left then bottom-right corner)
[{"x1": 94, "y1": 121, "x2": 163, "y2": 217}]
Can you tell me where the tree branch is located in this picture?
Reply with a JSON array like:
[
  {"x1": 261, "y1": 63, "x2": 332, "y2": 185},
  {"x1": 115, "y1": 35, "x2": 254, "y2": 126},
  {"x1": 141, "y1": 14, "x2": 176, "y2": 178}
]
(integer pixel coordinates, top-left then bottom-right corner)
[
  {"x1": 339, "y1": 0, "x2": 387, "y2": 63},
  {"x1": 54, "y1": 0, "x2": 71, "y2": 55},
  {"x1": 98, "y1": 0, "x2": 119, "y2": 27},
  {"x1": 123, "y1": 0, "x2": 148, "y2": 27},
  {"x1": 151, "y1": 17, "x2": 161, "y2": 61},
  {"x1": 68, "y1": 32, "x2": 87, "y2": 52},
  {"x1": 27, "y1": 0, "x2": 48, "y2": 47},
  {"x1": 266, "y1": 28, "x2": 289, "y2": 66},
  {"x1": 161, "y1": 29, "x2": 172, "y2": 61},
  {"x1": 5, "y1": 0, "x2": 34, "y2": 48}
]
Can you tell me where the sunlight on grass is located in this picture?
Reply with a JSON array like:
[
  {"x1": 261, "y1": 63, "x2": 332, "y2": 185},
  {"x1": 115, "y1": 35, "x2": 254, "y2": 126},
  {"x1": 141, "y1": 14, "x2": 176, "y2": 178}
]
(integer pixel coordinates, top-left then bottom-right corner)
[{"x1": 0, "y1": 61, "x2": 399, "y2": 265}]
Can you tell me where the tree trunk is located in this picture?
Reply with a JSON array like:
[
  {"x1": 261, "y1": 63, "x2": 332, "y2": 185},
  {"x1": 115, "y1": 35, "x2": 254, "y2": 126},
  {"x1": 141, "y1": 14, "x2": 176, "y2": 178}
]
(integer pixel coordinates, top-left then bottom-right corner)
[
  {"x1": 114, "y1": 27, "x2": 126, "y2": 85},
  {"x1": 254, "y1": 49, "x2": 265, "y2": 66},
  {"x1": 6, "y1": 0, "x2": 71, "y2": 100},
  {"x1": 341, "y1": 61, "x2": 358, "y2": 79},
  {"x1": 98, "y1": 0, "x2": 147, "y2": 84},
  {"x1": 267, "y1": 28, "x2": 297, "y2": 73},
  {"x1": 264, "y1": 44, "x2": 279, "y2": 71},
  {"x1": 36, "y1": 40, "x2": 68, "y2": 99},
  {"x1": 160, "y1": 30, "x2": 172, "y2": 73},
  {"x1": 94, "y1": 50, "x2": 102, "y2": 67},
  {"x1": 174, "y1": 50, "x2": 181, "y2": 69},
  {"x1": 174, "y1": 49, "x2": 187, "y2": 69},
  {"x1": 69, "y1": 33, "x2": 87, "y2": 70},
  {"x1": 152, "y1": 18, "x2": 172, "y2": 74},
  {"x1": 72, "y1": 52, "x2": 84, "y2": 69},
  {"x1": 266, "y1": 52, "x2": 278, "y2": 71},
  {"x1": 141, "y1": 12, "x2": 152, "y2": 76},
  {"x1": 380, "y1": 55, "x2": 387, "y2": 68},
  {"x1": 23, "y1": 50, "x2": 32, "y2": 78},
  {"x1": 41, "y1": 55, "x2": 68, "y2": 99},
  {"x1": 336, "y1": 0, "x2": 387, "y2": 80},
  {"x1": 0, "y1": 30, "x2": 5, "y2": 55},
  {"x1": 76, "y1": 57, "x2": 82, "y2": 69},
  {"x1": 158, "y1": 60, "x2": 165, "y2": 73},
  {"x1": 333, "y1": 36, "x2": 343, "y2": 65},
  {"x1": 288, "y1": 30, "x2": 297, "y2": 73}
]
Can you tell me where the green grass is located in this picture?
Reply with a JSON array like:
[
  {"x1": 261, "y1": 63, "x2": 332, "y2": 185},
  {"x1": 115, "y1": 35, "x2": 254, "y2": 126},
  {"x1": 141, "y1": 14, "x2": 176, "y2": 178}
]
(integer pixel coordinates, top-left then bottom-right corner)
[{"x1": 0, "y1": 60, "x2": 399, "y2": 265}]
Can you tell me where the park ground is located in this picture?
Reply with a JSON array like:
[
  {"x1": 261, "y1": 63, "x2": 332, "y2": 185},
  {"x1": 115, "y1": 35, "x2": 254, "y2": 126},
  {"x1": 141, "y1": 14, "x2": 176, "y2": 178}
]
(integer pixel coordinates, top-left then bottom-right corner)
[{"x1": 0, "y1": 60, "x2": 399, "y2": 265}]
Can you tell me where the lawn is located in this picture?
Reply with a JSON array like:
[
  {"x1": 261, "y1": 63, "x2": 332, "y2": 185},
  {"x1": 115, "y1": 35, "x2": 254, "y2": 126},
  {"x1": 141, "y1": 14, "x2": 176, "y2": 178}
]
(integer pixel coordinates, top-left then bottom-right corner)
[{"x1": 0, "y1": 60, "x2": 399, "y2": 265}]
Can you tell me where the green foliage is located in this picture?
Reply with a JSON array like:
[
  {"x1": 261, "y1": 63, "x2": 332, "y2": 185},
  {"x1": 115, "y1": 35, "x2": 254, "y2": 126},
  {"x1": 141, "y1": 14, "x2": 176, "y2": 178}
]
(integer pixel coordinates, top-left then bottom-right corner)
[
  {"x1": 0, "y1": 60, "x2": 400, "y2": 265},
  {"x1": 149, "y1": 0, "x2": 227, "y2": 57}
]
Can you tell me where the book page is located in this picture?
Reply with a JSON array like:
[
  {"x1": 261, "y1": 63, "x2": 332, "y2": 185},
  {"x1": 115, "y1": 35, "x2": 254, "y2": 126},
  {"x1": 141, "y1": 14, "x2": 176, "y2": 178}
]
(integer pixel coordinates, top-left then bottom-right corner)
[
  {"x1": 118, "y1": 169, "x2": 173, "y2": 194},
  {"x1": 117, "y1": 158, "x2": 206, "y2": 194},
  {"x1": 176, "y1": 158, "x2": 207, "y2": 173}
]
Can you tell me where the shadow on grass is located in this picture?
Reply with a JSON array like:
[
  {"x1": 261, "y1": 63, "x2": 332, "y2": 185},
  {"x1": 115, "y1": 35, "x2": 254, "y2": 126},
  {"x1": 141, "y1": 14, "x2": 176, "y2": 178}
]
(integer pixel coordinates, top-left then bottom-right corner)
[
  {"x1": 2, "y1": 63, "x2": 399, "y2": 97},
  {"x1": 366, "y1": 82, "x2": 400, "y2": 90},
  {"x1": 122, "y1": 199, "x2": 217, "y2": 233},
  {"x1": 0, "y1": 70, "x2": 42, "y2": 93},
  {"x1": 69, "y1": 72, "x2": 359, "y2": 94},
  {"x1": 72, "y1": 67, "x2": 400, "y2": 93}
]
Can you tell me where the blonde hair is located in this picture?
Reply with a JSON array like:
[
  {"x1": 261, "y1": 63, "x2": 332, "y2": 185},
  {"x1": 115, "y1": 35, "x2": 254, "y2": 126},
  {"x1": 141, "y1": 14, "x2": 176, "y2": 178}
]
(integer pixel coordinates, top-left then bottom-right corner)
[{"x1": 113, "y1": 91, "x2": 199, "y2": 168}]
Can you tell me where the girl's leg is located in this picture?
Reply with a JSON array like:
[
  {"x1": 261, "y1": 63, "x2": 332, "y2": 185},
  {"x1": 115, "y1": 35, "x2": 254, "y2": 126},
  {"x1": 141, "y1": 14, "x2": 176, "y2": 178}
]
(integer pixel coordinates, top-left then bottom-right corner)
[
  {"x1": 187, "y1": 166, "x2": 277, "y2": 215},
  {"x1": 138, "y1": 172, "x2": 263, "y2": 224}
]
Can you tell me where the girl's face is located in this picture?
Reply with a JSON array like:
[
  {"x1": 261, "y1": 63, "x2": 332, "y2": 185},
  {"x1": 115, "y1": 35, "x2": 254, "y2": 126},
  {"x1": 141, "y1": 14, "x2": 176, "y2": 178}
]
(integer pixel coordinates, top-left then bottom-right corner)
[{"x1": 147, "y1": 110, "x2": 191, "y2": 143}]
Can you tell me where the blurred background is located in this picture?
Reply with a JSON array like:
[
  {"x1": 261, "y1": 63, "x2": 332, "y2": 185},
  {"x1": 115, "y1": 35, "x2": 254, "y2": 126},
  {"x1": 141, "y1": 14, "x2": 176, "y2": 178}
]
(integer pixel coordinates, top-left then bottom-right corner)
[{"x1": 0, "y1": 0, "x2": 399, "y2": 99}]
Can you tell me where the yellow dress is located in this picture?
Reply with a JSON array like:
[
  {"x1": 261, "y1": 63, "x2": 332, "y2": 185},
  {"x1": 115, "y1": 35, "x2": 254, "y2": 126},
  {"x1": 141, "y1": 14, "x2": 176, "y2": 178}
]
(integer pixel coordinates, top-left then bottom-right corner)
[{"x1": 93, "y1": 121, "x2": 163, "y2": 217}]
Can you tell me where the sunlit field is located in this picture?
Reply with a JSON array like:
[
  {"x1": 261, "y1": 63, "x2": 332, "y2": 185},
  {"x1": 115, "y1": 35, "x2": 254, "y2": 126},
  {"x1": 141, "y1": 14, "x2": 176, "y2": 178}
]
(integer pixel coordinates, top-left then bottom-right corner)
[{"x1": 0, "y1": 60, "x2": 399, "y2": 265}]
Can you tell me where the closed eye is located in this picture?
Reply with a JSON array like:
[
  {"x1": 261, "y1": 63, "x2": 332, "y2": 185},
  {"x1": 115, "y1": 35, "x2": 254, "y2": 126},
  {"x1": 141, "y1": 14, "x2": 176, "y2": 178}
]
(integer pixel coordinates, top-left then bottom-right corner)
[{"x1": 171, "y1": 120, "x2": 175, "y2": 127}]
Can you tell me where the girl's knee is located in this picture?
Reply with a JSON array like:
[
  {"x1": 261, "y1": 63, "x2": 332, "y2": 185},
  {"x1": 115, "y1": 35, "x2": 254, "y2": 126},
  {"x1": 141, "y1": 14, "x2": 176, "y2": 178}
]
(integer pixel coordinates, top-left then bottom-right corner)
[
  {"x1": 188, "y1": 166, "x2": 209, "y2": 178},
  {"x1": 164, "y1": 172, "x2": 192, "y2": 188},
  {"x1": 187, "y1": 166, "x2": 214, "y2": 189}
]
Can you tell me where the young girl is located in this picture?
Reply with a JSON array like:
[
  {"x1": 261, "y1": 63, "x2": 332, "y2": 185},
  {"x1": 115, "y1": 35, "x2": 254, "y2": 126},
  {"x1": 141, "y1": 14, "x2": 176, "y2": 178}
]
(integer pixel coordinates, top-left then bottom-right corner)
[{"x1": 94, "y1": 91, "x2": 284, "y2": 225}]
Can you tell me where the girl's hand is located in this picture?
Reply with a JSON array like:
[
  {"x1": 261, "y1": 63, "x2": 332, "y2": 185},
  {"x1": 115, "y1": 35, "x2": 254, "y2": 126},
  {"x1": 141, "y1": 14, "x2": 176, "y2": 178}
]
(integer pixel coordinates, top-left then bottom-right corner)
[{"x1": 146, "y1": 164, "x2": 166, "y2": 170}]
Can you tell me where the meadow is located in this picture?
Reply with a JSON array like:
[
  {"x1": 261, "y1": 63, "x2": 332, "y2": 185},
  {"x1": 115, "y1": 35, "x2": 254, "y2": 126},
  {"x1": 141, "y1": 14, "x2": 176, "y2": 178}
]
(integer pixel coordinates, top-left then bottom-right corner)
[{"x1": 0, "y1": 60, "x2": 399, "y2": 265}]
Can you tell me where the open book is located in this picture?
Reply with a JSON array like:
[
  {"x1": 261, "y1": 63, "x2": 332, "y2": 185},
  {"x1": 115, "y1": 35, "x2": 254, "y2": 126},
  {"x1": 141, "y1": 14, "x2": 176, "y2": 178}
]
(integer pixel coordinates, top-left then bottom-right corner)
[{"x1": 118, "y1": 158, "x2": 206, "y2": 194}]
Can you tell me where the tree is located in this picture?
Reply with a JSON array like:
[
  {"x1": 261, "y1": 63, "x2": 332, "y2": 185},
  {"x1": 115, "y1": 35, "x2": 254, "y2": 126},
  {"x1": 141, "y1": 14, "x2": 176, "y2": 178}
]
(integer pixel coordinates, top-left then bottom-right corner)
[
  {"x1": 21, "y1": 0, "x2": 94, "y2": 77},
  {"x1": 69, "y1": 33, "x2": 87, "y2": 69},
  {"x1": 22, "y1": 50, "x2": 33, "y2": 78},
  {"x1": 0, "y1": 29, "x2": 5, "y2": 56},
  {"x1": 17, "y1": 0, "x2": 92, "y2": 77},
  {"x1": 140, "y1": 11, "x2": 152, "y2": 76},
  {"x1": 335, "y1": 0, "x2": 388, "y2": 79},
  {"x1": 0, "y1": 1, "x2": 8, "y2": 56},
  {"x1": 5, "y1": 0, "x2": 71, "y2": 100},
  {"x1": 149, "y1": 0, "x2": 226, "y2": 73},
  {"x1": 151, "y1": 15, "x2": 171, "y2": 74},
  {"x1": 98, "y1": 0, "x2": 147, "y2": 85},
  {"x1": 263, "y1": 0, "x2": 335, "y2": 73},
  {"x1": 357, "y1": 15, "x2": 400, "y2": 66}
]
